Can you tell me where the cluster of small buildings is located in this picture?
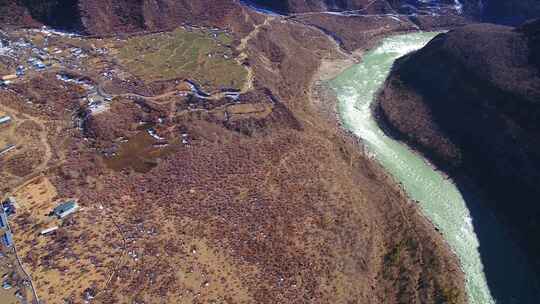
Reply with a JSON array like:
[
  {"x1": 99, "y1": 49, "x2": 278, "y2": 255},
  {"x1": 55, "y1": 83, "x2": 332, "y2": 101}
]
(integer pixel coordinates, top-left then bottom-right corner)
[
  {"x1": 27, "y1": 57, "x2": 47, "y2": 70},
  {"x1": 70, "y1": 47, "x2": 86, "y2": 58},
  {"x1": 1, "y1": 37, "x2": 50, "y2": 72},
  {"x1": 0, "y1": 196, "x2": 80, "y2": 245},
  {"x1": 86, "y1": 91, "x2": 111, "y2": 114},
  {"x1": 0, "y1": 33, "x2": 57, "y2": 87},
  {"x1": 56, "y1": 73, "x2": 91, "y2": 88},
  {"x1": 38, "y1": 201, "x2": 79, "y2": 237},
  {"x1": 55, "y1": 72, "x2": 112, "y2": 115}
]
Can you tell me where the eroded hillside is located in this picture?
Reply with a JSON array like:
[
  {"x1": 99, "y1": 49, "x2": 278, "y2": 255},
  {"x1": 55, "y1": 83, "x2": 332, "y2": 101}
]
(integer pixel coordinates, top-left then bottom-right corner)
[
  {"x1": 5, "y1": 0, "x2": 539, "y2": 35},
  {"x1": 0, "y1": 2, "x2": 468, "y2": 304}
]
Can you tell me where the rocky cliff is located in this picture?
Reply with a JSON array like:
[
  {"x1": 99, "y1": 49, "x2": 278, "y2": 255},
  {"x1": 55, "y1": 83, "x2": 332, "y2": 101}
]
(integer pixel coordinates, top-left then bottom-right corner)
[
  {"x1": 0, "y1": 0, "x2": 250, "y2": 35},
  {"x1": 0, "y1": 3, "x2": 469, "y2": 302},
  {"x1": 480, "y1": 0, "x2": 540, "y2": 25},
  {"x1": 78, "y1": 0, "x2": 247, "y2": 35},
  {"x1": 376, "y1": 20, "x2": 540, "y2": 276},
  {"x1": 247, "y1": 0, "x2": 540, "y2": 25},
  {"x1": 3, "y1": 0, "x2": 538, "y2": 35},
  {"x1": 244, "y1": 0, "x2": 393, "y2": 14}
]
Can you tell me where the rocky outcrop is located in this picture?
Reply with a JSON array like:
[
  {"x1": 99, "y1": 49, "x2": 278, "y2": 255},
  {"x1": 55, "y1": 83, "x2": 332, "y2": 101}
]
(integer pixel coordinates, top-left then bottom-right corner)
[
  {"x1": 245, "y1": 0, "x2": 540, "y2": 26},
  {"x1": 0, "y1": 0, "x2": 39, "y2": 28},
  {"x1": 0, "y1": 0, "x2": 251, "y2": 35},
  {"x1": 480, "y1": 0, "x2": 540, "y2": 26},
  {"x1": 245, "y1": 0, "x2": 393, "y2": 14},
  {"x1": 0, "y1": 0, "x2": 471, "y2": 302},
  {"x1": 2, "y1": 0, "x2": 538, "y2": 34},
  {"x1": 377, "y1": 20, "x2": 540, "y2": 276},
  {"x1": 78, "y1": 0, "x2": 249, "y2": 35},
  {"x1": 0, "y1": 0, "x2": 83, "y2": 30},
  {"x1": 392, "y1": 0, "x2": 540, "y2": 25}
]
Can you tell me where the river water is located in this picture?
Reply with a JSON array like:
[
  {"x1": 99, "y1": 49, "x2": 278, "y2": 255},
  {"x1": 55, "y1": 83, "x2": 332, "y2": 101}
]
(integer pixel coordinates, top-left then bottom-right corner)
[{"x1": 330, "y1": 32, "x2": 539, "y2": 303}]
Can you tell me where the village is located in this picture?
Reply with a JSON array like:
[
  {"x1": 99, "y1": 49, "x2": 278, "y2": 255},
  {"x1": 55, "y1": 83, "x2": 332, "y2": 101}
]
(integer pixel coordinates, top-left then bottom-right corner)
[
  {"x1": 0, "y1": 22, "x2": 283, "y2": 303},
  {"x1": 0, "y1": 26, "x2": 180, "y2": 303}
]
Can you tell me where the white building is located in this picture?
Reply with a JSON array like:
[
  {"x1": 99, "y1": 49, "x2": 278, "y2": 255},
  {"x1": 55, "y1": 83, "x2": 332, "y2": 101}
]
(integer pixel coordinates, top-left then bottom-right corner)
[
  {"x1": 0, "y1": 116, "x2": 11, "y2": 125},
  {"x1": 53, "y1": 201, "x2": 79, "y2": 219}
]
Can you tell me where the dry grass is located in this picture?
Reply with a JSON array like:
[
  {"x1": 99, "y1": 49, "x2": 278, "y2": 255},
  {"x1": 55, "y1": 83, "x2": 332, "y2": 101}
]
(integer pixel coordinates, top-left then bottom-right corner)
[
  {"x1": 117, "y1": 27, "x2": 248, "y2": 92},
  {"x1": 11, "y1": 177, "x2": 123, "y2": 304},
  {"x1": 226, "y1": 103, "x2": 273, "y2": 120},
  {"x1": 0, "y1": 17, "x2": 466, "y2": 304},
  {"x1": 0, "y1": 106, "x2": 47, "y2": 188}
]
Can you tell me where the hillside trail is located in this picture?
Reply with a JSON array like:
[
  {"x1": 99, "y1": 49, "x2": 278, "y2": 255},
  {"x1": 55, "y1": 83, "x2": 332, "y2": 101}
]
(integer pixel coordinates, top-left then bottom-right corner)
[
  {"x1": 0, "y1": 102, "x2": 56, "y2": 191},
  {"x1": 287, "y1": 0, "x2": 391, "y2": 17},
  {"x1": 95, "y1": 14, "x2": 277, "y2": 106},
  {"x1": 236, "y1": 12, "x2": 277, "y2": 93},
  {"x1": 91, "y1": 11, "x2": 278, "y2": 107},
  {"x1": 98, "y1": 84, "x2": 241, "y2": 105}
]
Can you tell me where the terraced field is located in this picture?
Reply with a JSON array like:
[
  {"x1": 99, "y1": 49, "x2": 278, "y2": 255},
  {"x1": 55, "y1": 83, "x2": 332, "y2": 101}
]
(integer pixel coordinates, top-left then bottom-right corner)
[{"x1": 117, "y1": 28, "x2": 247, "y2": 92}]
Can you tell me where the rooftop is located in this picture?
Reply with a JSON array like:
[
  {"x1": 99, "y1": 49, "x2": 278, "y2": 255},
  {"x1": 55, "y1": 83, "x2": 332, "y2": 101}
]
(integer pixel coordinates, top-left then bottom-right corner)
[
  {"x1": 0, "y1": 116, "x2": 11, "y2": 124},
  {"x1": 53, "y1": 200, "x2": 79, "y2": 218}
]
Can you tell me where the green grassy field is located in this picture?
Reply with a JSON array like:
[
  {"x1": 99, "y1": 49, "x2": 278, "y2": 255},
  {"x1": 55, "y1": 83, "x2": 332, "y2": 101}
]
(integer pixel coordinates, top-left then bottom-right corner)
[{"x1": 117, "y1": 28, "x2": 247, "y2": 92}]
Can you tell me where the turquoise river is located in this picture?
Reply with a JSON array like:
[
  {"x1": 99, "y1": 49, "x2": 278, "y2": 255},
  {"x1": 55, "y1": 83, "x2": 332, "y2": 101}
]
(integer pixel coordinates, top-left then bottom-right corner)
[{"x1": 330, "y1": 32, "x2": 539, "y2": 304}]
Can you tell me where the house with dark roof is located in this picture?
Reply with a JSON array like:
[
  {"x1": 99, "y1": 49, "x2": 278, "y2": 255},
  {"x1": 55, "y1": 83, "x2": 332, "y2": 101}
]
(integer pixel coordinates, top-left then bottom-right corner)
[
  {"x1": 0, "y1": 212, "x2": 7, "y2": 229},
  {"x1": 1, "y1": 197, "x2": 15, "y2": 216},
  {"x1": 2, "y1": 231, "x2": 13, "y2": 248},
  {"x1": 53, "y1": 201, "x2": 79, "y2": 219}
]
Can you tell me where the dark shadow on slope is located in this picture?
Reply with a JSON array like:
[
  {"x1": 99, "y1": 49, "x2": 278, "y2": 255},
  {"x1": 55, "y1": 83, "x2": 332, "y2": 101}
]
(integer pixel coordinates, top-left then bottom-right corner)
[
  {"x1": 481, "y1": 0, "x2": 540, "y2": 26},
  {"x1": 376, "y1": 87, "x2": 540, "y2": 303},
  {"x1": 241, "y1": 0, "x2": 290, "y2": 14},
  {"x1": 454, "y1": 176, "x2": 540, "y2": 303},
  {"x1": 375, "y1": 23, "x2": 540, "y2": 303},
  {"x1": 22, "y1": 0, "x2": 84, "y2": 32}
]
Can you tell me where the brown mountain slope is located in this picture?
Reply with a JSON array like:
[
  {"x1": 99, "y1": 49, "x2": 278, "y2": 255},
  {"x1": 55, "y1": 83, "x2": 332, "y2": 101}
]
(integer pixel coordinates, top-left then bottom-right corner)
[
  {"x1": 376, "y1": 19, "x2": 540, "y2": 281},
  {"x1": 480, "y1": 0, "x2": 540, "y2": 25},
  {"x1": 78, "y1": 0, "x2": 248, "y2": 35},
  {"x1": 0, "y1": 4, "x2": 467, "y2": 303},
  {"x1": 0, "y1": 0, "x2": 251, "y2": 35},
  {"x1": 5, "y1": 0, "x2": 534, "y2": 35}
]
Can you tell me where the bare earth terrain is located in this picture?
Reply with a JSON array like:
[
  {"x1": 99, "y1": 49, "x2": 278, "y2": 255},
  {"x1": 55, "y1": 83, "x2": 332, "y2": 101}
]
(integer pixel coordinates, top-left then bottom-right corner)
[{"x1": 0, "y1": 3, "x2": 466, "y2": 304}]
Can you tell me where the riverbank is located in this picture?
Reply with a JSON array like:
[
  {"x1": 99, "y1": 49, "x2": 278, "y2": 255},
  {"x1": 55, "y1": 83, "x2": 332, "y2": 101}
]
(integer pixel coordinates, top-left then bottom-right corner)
[
  {"x1": 373, "y1": 23, "x2": 540, "y2": 302},
  {"x1": 309, "y1": 30, "x2": 468, "y2": 302}
]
